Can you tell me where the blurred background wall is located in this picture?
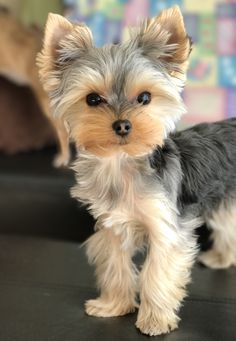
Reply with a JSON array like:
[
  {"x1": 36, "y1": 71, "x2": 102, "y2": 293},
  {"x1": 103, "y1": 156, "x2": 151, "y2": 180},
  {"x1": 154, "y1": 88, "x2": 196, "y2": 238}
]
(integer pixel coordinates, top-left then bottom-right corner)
[{"x1": 64, "y1": 0, "x2": 236, "y2": 125}]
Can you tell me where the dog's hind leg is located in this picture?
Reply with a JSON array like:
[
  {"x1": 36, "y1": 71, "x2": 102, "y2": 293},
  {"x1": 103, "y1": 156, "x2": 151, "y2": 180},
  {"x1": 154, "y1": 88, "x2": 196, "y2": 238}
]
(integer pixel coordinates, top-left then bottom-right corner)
[{"x1": 198, "y1": 200, "x2": 236, "y2": 269}]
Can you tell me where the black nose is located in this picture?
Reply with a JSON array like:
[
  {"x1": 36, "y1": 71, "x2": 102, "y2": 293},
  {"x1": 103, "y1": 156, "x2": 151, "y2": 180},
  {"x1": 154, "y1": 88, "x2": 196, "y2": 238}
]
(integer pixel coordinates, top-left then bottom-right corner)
[{"x1": 112, "y1": 119, "x2": 132, "y2": 137}]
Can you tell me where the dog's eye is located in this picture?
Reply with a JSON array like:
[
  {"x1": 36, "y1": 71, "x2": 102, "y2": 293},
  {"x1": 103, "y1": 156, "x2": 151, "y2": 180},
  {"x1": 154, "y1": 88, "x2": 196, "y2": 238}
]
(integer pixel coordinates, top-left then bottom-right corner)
[
  {"x1": 86, "y1": 93, "x2": 105, "y2": 106},
  {"x1": 137, "y1": 92, "x2": 151, "y2": 105}
]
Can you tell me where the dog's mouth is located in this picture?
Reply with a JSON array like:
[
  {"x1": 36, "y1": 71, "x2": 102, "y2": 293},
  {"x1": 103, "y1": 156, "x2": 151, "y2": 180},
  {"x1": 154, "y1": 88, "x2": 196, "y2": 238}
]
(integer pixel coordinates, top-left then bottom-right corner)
[
  {"x1": 80, "y1": 127, "x2": 158, "y2": 157},
  {"x1": 118, "y1": 137, "x2": 129, "y2": 145}
]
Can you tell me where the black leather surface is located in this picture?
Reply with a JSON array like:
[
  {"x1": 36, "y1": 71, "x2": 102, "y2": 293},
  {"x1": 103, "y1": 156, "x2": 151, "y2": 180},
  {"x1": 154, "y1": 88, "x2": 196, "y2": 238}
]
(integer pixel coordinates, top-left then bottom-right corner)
[
  {"x1": 0, "y1": 235, "x2": 236, "y2": 341},
  {"x1": 0, "y1": 148, "x2": 94, "y2": 241}
]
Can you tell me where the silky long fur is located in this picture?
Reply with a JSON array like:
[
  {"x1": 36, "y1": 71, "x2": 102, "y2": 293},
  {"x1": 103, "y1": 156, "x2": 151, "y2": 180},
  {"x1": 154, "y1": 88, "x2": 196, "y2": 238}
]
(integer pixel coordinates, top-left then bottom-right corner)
[{"x1": 38, "y1": 5, "x2": 236, "y2": 336}]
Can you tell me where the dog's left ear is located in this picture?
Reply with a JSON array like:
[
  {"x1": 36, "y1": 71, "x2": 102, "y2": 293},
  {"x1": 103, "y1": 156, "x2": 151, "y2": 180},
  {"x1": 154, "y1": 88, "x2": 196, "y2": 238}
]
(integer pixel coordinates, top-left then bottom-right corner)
[
  {"x1": 132, "y1": 6, "x2": 192, "y2": 79},
  {"x1": 37, "y1": 13, "x2": 93, "y2": 93}
]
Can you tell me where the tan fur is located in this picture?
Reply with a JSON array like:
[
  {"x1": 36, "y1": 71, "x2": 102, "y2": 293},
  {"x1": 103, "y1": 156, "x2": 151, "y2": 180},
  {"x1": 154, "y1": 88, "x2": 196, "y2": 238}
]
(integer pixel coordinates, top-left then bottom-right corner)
[
  {"x1": 65, "y1": 90, "x2": 168, "y2": 157},
  {"x1": 156, "y1": 6, "x2": 191, "y2": 69},
  {"x1": 85, "y1": 228, "x2": 139, "y2": 317},
  {"x1": 136, "y1": 198, "x2": 196, "y2": 335},
  {"x1": 53, "y1": 66, "x2": 185, "y2": 157},
  {"x1": 0, "y1": 11, "x2": 70, "y2": 166},
  {"x1": 133, "y1": 5, "x2": 191, "y2": 80},
  {"x1": 84, "y1": 169, "x2": 196, "y2": 335},
  {"x1": 37, "y1": 13, "x2": 93, "y2": 95},
  {"x1": 71, "y1": 151, "x2": 198, "y2": 336}
]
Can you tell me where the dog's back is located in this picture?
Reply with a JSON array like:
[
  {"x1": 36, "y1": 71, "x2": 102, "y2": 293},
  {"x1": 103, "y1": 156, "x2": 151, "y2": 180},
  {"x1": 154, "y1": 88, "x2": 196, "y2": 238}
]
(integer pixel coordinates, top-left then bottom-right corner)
[
  {"x1": 174, "y1": 118, "x2": 236, "y2": 214},
  {"x1": 150, "y1": 118, "x2": 236, "y2": 268}
]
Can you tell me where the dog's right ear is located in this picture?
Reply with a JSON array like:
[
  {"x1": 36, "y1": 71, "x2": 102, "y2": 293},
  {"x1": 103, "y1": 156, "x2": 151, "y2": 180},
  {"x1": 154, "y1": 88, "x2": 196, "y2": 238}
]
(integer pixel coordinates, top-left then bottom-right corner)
[{"x1": 37, "y1": 13, "x2": 93, "y2": 92}]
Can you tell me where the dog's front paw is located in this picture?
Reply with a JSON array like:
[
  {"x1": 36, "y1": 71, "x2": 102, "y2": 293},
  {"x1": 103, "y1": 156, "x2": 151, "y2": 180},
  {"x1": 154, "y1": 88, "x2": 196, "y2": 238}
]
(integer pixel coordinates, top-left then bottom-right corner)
[
  {"x1": 136, "y1": 309, "x2": 179, "y2": 336},
  {"x1": 85, "y1": 298, "x2": 136, "y2": 318}
]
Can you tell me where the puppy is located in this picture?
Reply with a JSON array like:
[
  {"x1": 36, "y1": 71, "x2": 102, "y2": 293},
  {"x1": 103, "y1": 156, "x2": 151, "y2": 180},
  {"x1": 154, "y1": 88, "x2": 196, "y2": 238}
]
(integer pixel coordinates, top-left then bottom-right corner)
[
  {"x1": 38, "y1": 6, "x2": 236, "y2": 336},
  {"x1": 0, "y1": 8, "x2": 70, "y2": 166}
]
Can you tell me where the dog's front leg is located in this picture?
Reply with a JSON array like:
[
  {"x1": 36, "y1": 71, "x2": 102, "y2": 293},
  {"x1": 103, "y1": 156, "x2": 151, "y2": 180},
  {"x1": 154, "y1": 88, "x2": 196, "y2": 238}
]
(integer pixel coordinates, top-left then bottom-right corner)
[
  {"x1": 85, "y1": 227, "x2": 138, "y2": 317},
  {"x1": 136, "y1": 206, "x2": 196, "y2": 336}
]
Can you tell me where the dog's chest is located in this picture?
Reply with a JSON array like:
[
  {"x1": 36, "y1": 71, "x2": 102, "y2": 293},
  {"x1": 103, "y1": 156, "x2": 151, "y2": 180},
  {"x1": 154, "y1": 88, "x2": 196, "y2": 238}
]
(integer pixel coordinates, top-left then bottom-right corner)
[{"x1": 71, "y1": 153, "x2": 155, "y2": 219}]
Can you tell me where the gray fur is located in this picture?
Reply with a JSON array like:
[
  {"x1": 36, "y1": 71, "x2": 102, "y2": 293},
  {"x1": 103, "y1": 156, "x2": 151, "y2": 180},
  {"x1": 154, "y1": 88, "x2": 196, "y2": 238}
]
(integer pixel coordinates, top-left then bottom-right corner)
[{"x1": 150, "y1": 118, "x2": 236, "y2": 223}]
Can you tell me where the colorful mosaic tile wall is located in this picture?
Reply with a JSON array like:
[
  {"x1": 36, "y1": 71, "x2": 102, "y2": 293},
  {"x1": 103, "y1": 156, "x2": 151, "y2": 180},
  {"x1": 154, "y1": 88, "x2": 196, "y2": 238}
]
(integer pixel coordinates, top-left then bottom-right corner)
[{"x1": 64, "y1": 0, "x2": 236, "y2": 124}]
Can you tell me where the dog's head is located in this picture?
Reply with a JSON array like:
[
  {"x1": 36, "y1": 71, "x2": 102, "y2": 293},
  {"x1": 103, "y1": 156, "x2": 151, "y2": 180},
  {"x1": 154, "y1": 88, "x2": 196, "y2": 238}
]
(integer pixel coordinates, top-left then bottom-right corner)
[{"x1": 37, "y1": 6, "x2": 191, "y2": 157}]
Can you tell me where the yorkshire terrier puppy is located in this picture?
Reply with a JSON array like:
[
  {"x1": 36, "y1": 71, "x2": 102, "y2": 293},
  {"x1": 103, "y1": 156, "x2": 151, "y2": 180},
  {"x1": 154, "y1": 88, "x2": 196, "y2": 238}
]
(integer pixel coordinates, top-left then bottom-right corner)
[{"x1": 38, "y1": 6, "x2": 236, "y2": 336}]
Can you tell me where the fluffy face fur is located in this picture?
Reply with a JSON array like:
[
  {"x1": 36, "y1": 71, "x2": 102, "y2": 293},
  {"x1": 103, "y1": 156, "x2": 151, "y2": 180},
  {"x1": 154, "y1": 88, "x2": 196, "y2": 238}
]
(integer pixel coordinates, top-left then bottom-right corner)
[
  {"x1": 38, "y1": 6, "x2": 236, "y2": 337},
  {"x1": 38, "y1": 6, "x2": 191, "y2": 157}
]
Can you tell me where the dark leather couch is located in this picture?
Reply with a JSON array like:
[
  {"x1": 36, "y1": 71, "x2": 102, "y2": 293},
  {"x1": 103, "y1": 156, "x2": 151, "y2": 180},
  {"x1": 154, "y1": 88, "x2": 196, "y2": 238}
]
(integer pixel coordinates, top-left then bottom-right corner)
[{"x1": 1, "y1": 148, "x2": 236, "y2": 341}]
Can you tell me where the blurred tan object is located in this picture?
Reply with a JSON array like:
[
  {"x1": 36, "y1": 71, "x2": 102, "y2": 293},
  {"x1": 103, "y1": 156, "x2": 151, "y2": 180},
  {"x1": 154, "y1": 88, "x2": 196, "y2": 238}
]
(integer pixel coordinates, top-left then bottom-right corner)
[
  {"x1": 0, "y1": 0, "x2": 21, "y2": 16},
  {"x1": 0, "y1": 76, "x2": 55, "y2": 154},
  {"x1": 0, "y1": 9, "x2": 70, "y2": 166}
]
